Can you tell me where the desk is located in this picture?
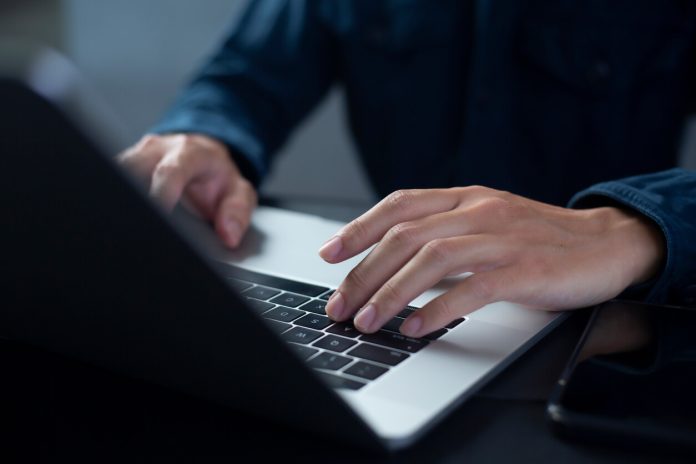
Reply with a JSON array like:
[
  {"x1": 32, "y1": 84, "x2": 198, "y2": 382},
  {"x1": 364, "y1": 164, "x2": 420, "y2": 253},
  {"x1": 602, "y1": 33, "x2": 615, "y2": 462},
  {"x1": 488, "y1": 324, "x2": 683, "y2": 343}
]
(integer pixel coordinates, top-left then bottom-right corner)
[{"x1": 2, "y1": 202, "x2": 691, "y2": 463}]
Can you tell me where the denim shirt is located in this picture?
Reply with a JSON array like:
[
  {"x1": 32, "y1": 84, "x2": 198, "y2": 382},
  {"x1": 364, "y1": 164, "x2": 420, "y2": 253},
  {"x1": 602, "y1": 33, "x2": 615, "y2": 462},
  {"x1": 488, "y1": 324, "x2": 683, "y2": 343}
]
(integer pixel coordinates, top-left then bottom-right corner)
[{"x1": 153, "y1": 0, "x2": 696, "y2": 306}]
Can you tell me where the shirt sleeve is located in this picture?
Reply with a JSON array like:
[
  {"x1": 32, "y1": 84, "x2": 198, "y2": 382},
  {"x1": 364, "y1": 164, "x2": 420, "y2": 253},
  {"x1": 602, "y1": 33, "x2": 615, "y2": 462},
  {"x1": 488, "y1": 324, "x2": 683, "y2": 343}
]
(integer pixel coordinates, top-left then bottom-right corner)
[
  {"x1": 149, "y1": 0, "x2": 337, "y2": 186},
  {"x1": 568, "y1": 168, "x2": 696, "y2": 306}
]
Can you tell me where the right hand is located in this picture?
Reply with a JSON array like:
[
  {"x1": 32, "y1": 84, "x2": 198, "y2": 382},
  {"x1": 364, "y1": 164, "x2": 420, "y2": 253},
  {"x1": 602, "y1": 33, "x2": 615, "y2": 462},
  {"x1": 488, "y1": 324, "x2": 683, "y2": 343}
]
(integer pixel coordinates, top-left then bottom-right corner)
[{"x1": 118, "y1": 133, "x2": 257, "y2": 248}]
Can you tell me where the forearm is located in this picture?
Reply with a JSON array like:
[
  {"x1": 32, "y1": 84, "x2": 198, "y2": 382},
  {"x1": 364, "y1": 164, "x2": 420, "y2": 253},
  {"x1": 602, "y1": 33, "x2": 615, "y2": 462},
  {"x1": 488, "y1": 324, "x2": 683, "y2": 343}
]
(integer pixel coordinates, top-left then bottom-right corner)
[{"x1": 150, "y1": 0, "x2": 337, "y2": 186}]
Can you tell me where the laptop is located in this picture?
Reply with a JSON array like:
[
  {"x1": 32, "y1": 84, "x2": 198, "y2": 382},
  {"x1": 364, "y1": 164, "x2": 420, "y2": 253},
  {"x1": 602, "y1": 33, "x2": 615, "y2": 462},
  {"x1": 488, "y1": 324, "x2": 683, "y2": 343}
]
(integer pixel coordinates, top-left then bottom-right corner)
[{"x1": 1, "y1": 50, "x2": 565, "y2": 452}]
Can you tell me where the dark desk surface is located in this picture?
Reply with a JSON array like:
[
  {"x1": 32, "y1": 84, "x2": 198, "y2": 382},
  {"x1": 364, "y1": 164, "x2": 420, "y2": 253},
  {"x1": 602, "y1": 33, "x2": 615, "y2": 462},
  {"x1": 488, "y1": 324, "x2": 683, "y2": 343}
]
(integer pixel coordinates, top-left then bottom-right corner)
[
  {"x1": 3, "y1": 311, "x2": 688, "y2": 463},
  {"x1": 3, "y1": 202, "x2": 692, "y2": 462}
]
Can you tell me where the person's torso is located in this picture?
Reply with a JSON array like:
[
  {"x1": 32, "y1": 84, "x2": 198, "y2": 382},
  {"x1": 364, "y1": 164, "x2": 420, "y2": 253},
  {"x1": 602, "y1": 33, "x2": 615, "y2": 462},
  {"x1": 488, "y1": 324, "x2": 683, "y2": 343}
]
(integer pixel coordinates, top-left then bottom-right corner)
[{"x1": 317, "y1": 0, "x2": 696, "y2": 204}]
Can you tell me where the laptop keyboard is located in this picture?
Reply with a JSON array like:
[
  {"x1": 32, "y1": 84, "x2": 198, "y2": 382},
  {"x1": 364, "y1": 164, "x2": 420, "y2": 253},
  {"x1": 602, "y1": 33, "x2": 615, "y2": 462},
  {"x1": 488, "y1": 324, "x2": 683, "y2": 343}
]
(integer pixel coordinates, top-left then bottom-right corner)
[{"x1": 216, "y1": 264, "x2": 467, "y2": 391}]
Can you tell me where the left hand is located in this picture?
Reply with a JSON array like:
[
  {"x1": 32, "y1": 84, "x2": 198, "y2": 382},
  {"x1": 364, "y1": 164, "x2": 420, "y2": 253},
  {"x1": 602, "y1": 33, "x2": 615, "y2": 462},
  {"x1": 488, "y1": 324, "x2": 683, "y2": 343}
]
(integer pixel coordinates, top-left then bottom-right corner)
[{"x1": 318, "y1": 186, "x2": 665, "y2": 338}]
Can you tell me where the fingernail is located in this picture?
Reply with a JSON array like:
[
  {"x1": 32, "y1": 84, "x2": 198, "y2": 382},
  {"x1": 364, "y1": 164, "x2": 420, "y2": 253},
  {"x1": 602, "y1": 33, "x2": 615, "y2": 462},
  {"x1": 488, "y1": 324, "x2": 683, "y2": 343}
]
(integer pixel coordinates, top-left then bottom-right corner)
[
  {"x1": 318, "y1": 236, "x2": 343, "y2": 261},
  {"x1": 326, "y1": 291, "x2": 345, "y2": 320},
  {"x1": 354, "y1": 304, "x2": 376, "y2": 332},
  {"x1": 400, "y1": 315, "x2": 422, "y2": 338},
  {"x1": 225, "y1": 219, "x2": 242, "y2": 244}
]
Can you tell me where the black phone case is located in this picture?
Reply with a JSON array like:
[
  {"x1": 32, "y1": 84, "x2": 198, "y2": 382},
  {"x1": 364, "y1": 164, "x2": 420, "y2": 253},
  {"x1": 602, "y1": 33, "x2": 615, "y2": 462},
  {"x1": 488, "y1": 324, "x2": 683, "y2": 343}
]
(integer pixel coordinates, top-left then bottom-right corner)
[{"x1": 546, "y1": 301, "x2": 696, "y2": 456}]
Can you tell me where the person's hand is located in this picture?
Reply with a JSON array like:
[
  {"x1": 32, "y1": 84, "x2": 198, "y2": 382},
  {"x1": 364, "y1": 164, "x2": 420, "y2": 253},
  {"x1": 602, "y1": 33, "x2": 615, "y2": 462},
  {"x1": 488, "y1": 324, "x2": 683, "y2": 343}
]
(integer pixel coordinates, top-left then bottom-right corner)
[
  {"x1": 117, "y1": 133, "x2": 257, "y2": 248},
  {"x1": 319, "y1": 186, "x2": 665, "y2": 338}
]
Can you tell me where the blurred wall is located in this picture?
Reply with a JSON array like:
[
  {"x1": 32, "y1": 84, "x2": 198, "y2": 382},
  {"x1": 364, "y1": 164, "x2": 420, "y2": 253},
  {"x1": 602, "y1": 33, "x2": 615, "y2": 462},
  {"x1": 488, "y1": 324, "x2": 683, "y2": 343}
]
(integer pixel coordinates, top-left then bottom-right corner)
[{"x1": 0, "y1": 0, "x2": 62, "y2": 48}]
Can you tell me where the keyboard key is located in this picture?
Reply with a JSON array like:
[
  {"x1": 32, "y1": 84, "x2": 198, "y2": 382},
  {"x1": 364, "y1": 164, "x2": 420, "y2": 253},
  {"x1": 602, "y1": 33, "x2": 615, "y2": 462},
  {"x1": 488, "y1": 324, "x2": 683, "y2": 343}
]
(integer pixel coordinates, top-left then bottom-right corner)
[
  {"x1": 269, "y1": 292, "x2": 310, "y2": 308},
  {"x1": 288, "y1": 343, "x2": 319, "y2": 360},
  {"x1": 316, "y1": 372, "x2": 365, "y2": 390},
  {"x1": 359, "y1": 331, "x2": 428, "y2": 353},
  {"x1": 380, "y1": 318, "x2": 445, "y2": 341},
  {"x1": 397, "y1": 306, "x2": 418, "y2": 318},
  {"x1": 423, "y1": 328, "x2": 448, "y2": 340},
  {"x1": 313, "y1": 335, "x2": 357, "y2": 353},
  {"x1": 446, "y1": 317, "x2": 466, "y2": 329},
  {"x1": 299, "y1": 300, "x2": 327, "y2": 315},
  {"x1": 308, "y1": 352, "x2": 352, "y2": 370},
  {"x1": 243, "y1": 285, "x2": 281, "y2": 300},
  {"x1": 245, "y1": 298, "x2": 274, "y2": 314},
  {"x1": 347, "y1": 344, "x2": 409, "y2": 366},
  {"x1": 281, "y1": 327, "x2": 324, "y2": 345},
  {"x1": 381, "y1": 317, "x2": 405, "y2": 334},
  {"x1": 218, "y1": 264, "x2": 329, "y2": 297},
  {"x1": 264, "y1": 319, "x2": 291, "y2": 334},
  {"x1": 318, "y1": 289, "x2": 335, "y2": 301},
  {"x1": 294, "y1": 314, "x2": 333, "y2": 330},
  {"x1": 325, "y1": 321, "x2": 361, "y2": 338},
  {"x1": 229, "y1": 279, "x2": 253, "y2": 292},
  {"x1": 263, "y1": 306, "x2": 304, "y2": 323},
  {"x1": 344, "y1": 361, "x2": 388, "y2": 381}
]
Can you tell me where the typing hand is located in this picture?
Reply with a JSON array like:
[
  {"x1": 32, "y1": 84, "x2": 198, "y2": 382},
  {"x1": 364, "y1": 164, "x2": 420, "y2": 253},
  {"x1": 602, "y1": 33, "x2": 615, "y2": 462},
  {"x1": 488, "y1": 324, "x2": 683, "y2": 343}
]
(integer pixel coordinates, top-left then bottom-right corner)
[
  {"x1": 118, "y1": 133, "x2": 257, "y2": 248},
  {"x1": 319, "y1": 187, "x2": 665, "y2": 337}
]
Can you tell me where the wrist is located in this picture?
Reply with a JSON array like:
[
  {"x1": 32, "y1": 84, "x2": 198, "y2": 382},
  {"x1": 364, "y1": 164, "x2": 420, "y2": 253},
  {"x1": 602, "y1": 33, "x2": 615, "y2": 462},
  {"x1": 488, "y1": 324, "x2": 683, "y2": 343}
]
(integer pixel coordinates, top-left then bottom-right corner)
[{"x1": 601, "y1": 206, "x2": 666, "y2": 287}]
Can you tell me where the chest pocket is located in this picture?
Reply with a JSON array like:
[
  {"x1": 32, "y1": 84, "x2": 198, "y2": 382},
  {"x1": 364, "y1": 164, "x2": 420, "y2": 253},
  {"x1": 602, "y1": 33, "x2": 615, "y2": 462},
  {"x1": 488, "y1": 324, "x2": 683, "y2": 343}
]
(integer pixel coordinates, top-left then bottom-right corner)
[{"x1": 516, "y1": 0, "x2": 695, "y2": 97}]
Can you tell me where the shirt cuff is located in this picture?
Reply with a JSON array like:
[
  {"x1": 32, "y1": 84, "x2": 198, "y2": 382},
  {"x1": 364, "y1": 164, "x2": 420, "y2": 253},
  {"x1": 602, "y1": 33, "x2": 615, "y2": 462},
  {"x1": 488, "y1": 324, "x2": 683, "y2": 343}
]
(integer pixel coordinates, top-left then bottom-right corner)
[{"x1": 568, "y1": 182, "x2": 672, "y2": 303}]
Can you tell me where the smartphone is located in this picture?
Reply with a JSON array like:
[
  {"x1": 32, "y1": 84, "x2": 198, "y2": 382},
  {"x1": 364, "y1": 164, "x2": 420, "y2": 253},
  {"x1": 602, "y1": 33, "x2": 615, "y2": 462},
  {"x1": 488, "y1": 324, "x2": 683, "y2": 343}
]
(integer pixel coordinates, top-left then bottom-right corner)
[{"x1": 547, "y1": 299, "x2": 696, "y2": 454}]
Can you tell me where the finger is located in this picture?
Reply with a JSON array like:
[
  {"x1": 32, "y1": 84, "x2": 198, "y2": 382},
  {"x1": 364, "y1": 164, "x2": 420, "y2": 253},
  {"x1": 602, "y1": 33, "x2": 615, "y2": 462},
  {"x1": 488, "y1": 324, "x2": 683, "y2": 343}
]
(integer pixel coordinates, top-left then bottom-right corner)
[
  {"x1": 149, "y1": 148, "x2": 211, "y2": 211},
  {"x1": 319, "y1": 189, "x2": 461, "y2": 263},
  {"x1": 326, "y1": 209, "x2": 494, "y2": 322},
  {"x1": 181, "y1": 180, "x2": 224, "y2": 220},
  {"x1": 400, "y1": 267, "x2": 519, "y2": 338},
  {"x1": 351, "y1": 235, "x2": 507, "y2": 333},
  {"x1": 117, "y1": 145, "x2": 164, "y2": 185},
  {"x1": 214, "y1": 178, "x2": 257, "y2": 248}
]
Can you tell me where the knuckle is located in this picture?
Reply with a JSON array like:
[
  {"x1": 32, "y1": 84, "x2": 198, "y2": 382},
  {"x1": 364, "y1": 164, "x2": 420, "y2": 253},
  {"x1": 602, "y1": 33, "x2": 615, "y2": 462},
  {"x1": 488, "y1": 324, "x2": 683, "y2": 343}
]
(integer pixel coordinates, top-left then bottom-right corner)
[
  {"x1": 470, "y1": 196, "x2": 514, "y2": 221},
  {"x1": 175, "y1": 142, "x2": 198, "y2": 164},
  {"x1": 385, "y1": 189, "x2": 416, "y2": 212},
  {"x1": 482, "y1": 196, "x2": 510, "y2": 213},
  {"x1": 385, "y1": 222, "x2": 419, "y2": 248},
  {"x1": 420, "y1": 239, "x2": 452, "y2": 265},
  {"x1": 177, "y1": 133, "x2": 195, "y2": 146},
  {"x1": 123, "y1": 135, "x2": 166, "y2": 162},
  {"x1": 380, "y1": 281, "x2": 404, "y2": 305},
  {"x1": 344, "y1": 216, "x2": 369, "y2": 242},
  {"x1": 345, "y1": 265, "x2": 370, "y2": 291},
  {"x1": 152, "y1": 161, "x2": 180, "y2": 182},
  {"x1": 461, "y1": 185, "x2": 489, "y2": 196},
  {"x1": 170, "y1": 134, "x2": 201, "y2": 160},
  {"x1": 138, "y1": 134, "x2": 160, "y2": 149}
]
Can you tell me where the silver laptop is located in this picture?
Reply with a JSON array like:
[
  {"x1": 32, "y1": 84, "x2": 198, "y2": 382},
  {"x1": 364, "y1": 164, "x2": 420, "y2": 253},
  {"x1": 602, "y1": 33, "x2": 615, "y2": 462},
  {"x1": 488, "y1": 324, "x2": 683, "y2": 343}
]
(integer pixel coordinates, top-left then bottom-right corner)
[{"x1": 1, "y1": 47, "x2": 565, "y2": 452}]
